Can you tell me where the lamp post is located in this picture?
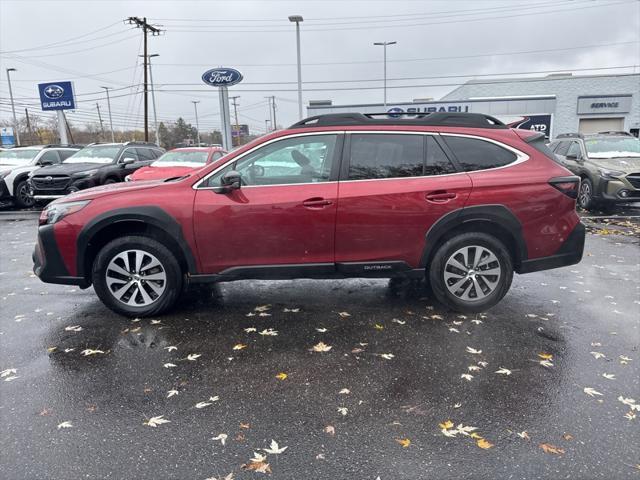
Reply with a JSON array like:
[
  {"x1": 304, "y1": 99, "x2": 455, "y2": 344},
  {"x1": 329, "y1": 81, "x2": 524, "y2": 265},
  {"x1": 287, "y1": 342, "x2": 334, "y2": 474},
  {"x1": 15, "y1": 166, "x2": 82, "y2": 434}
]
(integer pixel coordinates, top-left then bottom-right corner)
[
  {"x1": 6, "y1": 68, "x2": 20, "y2": 146},
  {"x1": 288, "y1": 15, "x2": 304, "y2": 120},
  {"x1": 100, "y1": 86, "x2": 115, "y2": 142},
  {"x1": 147, "y1": 54, "x2": 160, "y2": 145},
  {"x1": 373, "y1": 41, "x2": 396, "y2": 107},
  {"x1": 191, "y1": 100, "x2": 201, "y2": 146}
]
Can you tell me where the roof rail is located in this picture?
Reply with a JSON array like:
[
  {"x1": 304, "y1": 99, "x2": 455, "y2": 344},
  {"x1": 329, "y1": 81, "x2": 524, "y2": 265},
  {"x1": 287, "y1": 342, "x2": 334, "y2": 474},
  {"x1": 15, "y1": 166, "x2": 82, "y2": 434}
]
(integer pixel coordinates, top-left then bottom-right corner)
[
  {"x1": 124, "y1": 141, "x2": 159, "y2": 146},
  {"x1": 42, "y1": 144, "x2": 85, "y2": 149},
  {"x1": 597, "y1": 130, "x2": 632, "y2": 136},
  {"x1": 290, "y1": 112, "x2": 507, "y2": 129},
  {"x1": 556, "y1": 133, "x2": 583, "y2": 139}
]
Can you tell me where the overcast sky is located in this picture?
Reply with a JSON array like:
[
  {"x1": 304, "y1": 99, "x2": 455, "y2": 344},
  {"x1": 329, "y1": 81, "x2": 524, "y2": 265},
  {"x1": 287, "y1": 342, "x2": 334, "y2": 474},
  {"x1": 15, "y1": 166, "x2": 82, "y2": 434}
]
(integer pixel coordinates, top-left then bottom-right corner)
[{"x1": 0, "y1": 0, "x2": 639, "y2": 136}]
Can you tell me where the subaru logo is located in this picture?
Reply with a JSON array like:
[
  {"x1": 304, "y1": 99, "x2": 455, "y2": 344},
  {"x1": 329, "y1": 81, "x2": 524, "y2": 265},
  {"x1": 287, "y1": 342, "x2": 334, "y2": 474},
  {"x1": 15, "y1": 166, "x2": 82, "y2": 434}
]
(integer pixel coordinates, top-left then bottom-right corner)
[
  {"x1": 387, "y1": 107, "x2": 404, "y2": 118},
  {"x1": 201, "y1": 68, "x2": 243, "y2": 87},
  {"x1": 45, "y1": 176, "x2": 53, "y2": 181},
  {"x1": 43, "y1": 85, "x2": 65, "y2": 99}
]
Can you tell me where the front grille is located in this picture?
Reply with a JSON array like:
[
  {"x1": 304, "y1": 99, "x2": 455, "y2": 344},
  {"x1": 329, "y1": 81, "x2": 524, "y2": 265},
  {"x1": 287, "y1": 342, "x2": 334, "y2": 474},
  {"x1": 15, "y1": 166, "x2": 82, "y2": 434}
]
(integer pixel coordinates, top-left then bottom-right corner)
[
  {"x1": 626, "y1": 173, "x2": 640, "y2": 189},
  {"x1": 32, "y1": 175, "x2": 71, "y2": 191}
]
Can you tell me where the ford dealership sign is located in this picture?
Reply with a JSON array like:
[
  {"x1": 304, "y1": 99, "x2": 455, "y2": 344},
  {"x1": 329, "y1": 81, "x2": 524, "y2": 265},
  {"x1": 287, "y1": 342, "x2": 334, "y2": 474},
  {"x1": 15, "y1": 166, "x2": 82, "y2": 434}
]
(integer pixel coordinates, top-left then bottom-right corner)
[{"x1": 201, "y1": 68, "x2": 243, "y2": 87}]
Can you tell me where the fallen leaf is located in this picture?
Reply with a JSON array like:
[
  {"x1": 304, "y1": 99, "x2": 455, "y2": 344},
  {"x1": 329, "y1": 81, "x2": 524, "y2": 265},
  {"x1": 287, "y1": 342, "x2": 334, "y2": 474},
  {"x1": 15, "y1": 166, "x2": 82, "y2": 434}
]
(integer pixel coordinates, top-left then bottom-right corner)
[
  {"x1": 539, "y1": 359, "x2": 554, "y2": 368},
  {"x1": 602, "y1": 373, "x2": 616, "y2": 380},
  {"x1": 339, "y1": 388, "x2": 351, "y2": 394},
  {"x1": 338, "y1": 311, "x2": 351, "y2": 318},
  {"x1": 144, "y1": 415, "x2": 170, "y2": 427},
  {"x1": 163, "y1": 363, "x2": 177, "y2": 368},
  {"x1": 380, "y1": 353, "x2": 395, "y2": 360},
  {"x1": 244, "y1": 327, "x2": 257, "y2": 333},
  {"x1": 395, "y1": 438, "x2": 411, "y2": 448},
  {"x1": 476, "y1": 438, "x2": 494, "y2": 449},
  {"x1": 439, "y1": 420, "x2": 454, "y2": 430},
  {"x1": 324, "y1": 425, "x2": 335, "y2": 436},
  {"x1": 259, "y1": 328, "x2": 278, "y2": 336},
  {"x1": 337, "y1": 407, "x2": 348, "y2": 416},
  {"x1": 392, "y1": 319, "x2": 406, "y2": 325},
  {"x1": 242, "y1": 461, "x2": 271, "y2": 474},
  {"x1": 583, "y1": 387, "x2": 603, "y2": 397},
  {"x1": 283, "y1": 308, "x2": 300, "y2": 312},
  {"x1": 311, "y1": 342, "x2": 332, "y2": 352},
  {"x1": 164, "y1": 346, "x2": 177, "y2": 352},
  {"x1": 233, "y1": 344, "x2": 247, "y2": 351},
  {"x1": 316, "y1": 327, "x2": 328, "y2": 333},
  {"x1": 81, "y1": 349, "x2": 105, "y2": 356},
  {"x1": 562, "y1": 433, "x2": 573, "y2": 441},
  {"x1": 517, "y1": 431, "x2": 530, "y2": 440},
  {"x1": 57, "y1": 421, "x2": 73, "y2": 429},
  {"x1": 64, "y1": 325, "x2": 82, "y2": 332},
  {"x1": 495, "y1": 367, "x2": 512, "y2": 375},
  {"x1": 167, "y1": 390, "x2": 179, "y2": 398},
  {"x1": 275, "y1": 372, "x2": 288, "y2": 381},
  {"x1": 374, "y1": 323, "x2": 384, "y2": 330},
  {"x1": 0, "y1": 368, "x2": 17, "y2": 377},
  {"x1": 186, "y1": 353, "x2": 201, "y2": 361},
  {"x1": 211, "y1": 433, "x2": 228, "y2": 446},
  {"x1": 540, "y1": 443, "x2": 565, "y2": 455},
  {"x1": 254, "y1": 305, "x2": 271, "y2": 312},
  {"x1": 466, "y1": 347, "x2": 482, "y2": 354},
  {"x1": 467, "y1": 365, "x2": 481, "y2": 371},
  {"x1": 263, "y1": 439, "x2": 288, "y2": 454},
  {"x1": 590, "y1": 351, "x2": 605, "y2": 359},
  {"x1": 538, "y1": 352, "x2": 553, "y2": 360},
  {"x1": 461, "y1": 373, "x2": 474, "y2": 381}
]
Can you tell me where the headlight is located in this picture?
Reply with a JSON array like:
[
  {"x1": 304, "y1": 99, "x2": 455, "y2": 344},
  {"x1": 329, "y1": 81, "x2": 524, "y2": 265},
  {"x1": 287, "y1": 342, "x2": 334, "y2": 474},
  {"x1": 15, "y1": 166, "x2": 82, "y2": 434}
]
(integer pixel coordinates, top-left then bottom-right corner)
[
  {"x1": 124, "y1": 175, "x2": 132, "y2": 182},
  {"x1": 72, "y1": 169, "x2": 99, "y2": 178},
  {"x1": 598, "y1": 168, "x2": 625, "y2": 180},
  {"x1": 39, "y1": 200, "x2": 91, "y2": 226}
]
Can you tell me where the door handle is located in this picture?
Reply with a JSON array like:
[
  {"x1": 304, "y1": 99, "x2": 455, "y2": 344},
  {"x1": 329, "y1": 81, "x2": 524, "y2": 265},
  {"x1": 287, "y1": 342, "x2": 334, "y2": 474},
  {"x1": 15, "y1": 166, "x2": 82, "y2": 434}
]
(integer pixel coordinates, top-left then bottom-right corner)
[
  {"x1": 425, "y1": 191, "x2": 457, "y2": 203},
  {"x1": 303, "y1": 197, "x2": 333, "y2": 209}
]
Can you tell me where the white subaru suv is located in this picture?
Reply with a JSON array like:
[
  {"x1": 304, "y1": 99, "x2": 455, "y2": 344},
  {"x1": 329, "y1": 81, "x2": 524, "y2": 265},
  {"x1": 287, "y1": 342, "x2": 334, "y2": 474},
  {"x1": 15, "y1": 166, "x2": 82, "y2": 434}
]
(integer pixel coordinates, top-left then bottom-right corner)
[{"x1": 0, "y1": 145, "x2": 81, "y2": 207}]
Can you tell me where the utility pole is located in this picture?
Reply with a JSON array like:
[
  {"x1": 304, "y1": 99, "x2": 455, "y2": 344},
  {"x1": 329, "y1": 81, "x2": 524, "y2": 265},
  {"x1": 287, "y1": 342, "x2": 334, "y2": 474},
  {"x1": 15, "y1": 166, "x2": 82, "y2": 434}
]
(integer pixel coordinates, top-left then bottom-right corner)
[
  {"x1": 126, "y1": 17, "x2": 162, "y2": 142},
  {"x1": 6, "y1": 68, "x2": 20, "y2": 146},
  {"x1": 96, "y1": 103, "x2": 106, "y2": 141},
  {"x1": 100, "y1": 86, "x2": 115, "y2": 142},
  {"x1": 191, "y1": 100, "x2": 201, "y2": 146},
  {"x1": 373, "y1": 41, "x2": 397, "y2": 107},
  {"x1": 24, "y1": 108, "x2": 33, "y2": 145},
  {"x1": 271, "y1": 96, "x2": 277, "y2": 130},
  {"x1": 288, "y1": 16, "x2": 304, "y2": 120},
  {"x1": 230, "y1": 96, "x2": 240, "y2": 146}
]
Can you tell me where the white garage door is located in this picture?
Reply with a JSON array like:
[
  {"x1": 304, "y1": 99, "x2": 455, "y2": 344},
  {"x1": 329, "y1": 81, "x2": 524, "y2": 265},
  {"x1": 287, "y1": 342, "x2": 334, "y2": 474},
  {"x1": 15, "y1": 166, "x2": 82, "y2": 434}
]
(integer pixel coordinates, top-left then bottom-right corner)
[{"x1": 578, "y1": 117, "x2": 624, "y2": 134}]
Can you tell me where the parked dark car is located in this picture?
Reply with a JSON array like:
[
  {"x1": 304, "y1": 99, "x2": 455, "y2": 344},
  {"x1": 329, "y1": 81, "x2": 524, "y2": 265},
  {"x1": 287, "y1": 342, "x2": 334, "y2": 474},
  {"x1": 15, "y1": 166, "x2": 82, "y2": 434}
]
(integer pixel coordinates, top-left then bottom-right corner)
[{"x1": 28, "y1": 142, "x2": 164, "y2": 200}]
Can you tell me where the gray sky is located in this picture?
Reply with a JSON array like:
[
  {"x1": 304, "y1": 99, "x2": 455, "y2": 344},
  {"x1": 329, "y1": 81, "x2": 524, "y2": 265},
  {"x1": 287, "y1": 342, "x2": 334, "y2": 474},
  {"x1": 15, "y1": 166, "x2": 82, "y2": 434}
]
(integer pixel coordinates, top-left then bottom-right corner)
[{"x1": 1, "y1": 0, "x2": 639, "y2": 135}]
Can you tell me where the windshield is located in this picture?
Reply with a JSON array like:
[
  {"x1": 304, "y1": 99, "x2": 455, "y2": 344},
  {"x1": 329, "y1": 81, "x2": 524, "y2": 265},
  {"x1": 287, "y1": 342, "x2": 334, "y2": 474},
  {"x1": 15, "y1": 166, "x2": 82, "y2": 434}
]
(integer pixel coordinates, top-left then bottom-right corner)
[
  {"x1": 585, "y1": 137, "x2": 640, "y2": 158},
  {"x1": 64, "y1": 146, "x2": 121, "y2": 164},
  {"x1": 152, "y1": 150, "x2": 209, "y2": 167},
  {"x1": 0, "y1": 149, "x2": 40, "y2": 166}
]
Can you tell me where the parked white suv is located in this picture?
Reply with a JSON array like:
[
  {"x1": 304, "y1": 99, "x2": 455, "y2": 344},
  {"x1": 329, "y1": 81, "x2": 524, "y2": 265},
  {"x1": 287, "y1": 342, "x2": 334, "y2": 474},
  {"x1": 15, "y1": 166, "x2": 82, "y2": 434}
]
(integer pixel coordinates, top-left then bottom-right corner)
[{"x1": 0, "y1": 145, "x2": 82, "y2": 207}]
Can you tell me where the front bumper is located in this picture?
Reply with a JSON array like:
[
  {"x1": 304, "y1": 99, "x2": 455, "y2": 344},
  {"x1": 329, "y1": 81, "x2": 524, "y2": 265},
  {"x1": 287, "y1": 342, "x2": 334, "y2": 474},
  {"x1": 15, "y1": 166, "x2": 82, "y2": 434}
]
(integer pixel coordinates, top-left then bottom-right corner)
[
  {"x1": 595, "y1": 177, "x2": 640, "y2": 202},
  {"x1": 517, "y1": 222, "x2": 585, "y2": 274},
  {"x1": 33, "y1": 224, "x2": 88, "y2": 287},
  {"x1": 0, "y1": 179, "x2": 11, "y2": 201}
]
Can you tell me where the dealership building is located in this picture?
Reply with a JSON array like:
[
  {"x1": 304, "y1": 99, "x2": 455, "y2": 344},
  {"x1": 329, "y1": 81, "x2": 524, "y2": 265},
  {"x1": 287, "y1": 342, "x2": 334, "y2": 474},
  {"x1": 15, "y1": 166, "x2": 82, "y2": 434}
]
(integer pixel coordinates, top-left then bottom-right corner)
[{"x1": 307, "y1": 72, "x2": 640, "y2": 138}]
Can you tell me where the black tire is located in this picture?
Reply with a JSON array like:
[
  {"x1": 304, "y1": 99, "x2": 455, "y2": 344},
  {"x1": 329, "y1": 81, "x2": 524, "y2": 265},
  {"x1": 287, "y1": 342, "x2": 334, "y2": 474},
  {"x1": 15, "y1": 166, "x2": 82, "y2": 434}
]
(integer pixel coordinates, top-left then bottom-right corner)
[
  {"x1": 429, "y1": 232, "x2": 513, "y2": 313},
  {"x1": 577, "y1": 178, "x2": 595, "y2": 211},
  {"x1": 92, "y1": 235, "x2": 183, "y2": 317},
  {"x1": 14, "y1": 180, "x2": 35, "y2": 208},
  {"x1": 104, "y1": 178, "x2": 118, "y2": 185}
]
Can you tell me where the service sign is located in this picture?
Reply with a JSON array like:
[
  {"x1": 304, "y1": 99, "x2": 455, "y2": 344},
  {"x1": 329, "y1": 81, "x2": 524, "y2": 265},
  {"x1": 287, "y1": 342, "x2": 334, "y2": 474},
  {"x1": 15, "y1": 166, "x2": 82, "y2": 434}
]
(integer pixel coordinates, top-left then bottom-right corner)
[
  {"x1": 201, "y1": 68, "x2": 243, "y2": 87},
  {"x1": 38, "y1": 81, "x2": 76, "y2": 111}
]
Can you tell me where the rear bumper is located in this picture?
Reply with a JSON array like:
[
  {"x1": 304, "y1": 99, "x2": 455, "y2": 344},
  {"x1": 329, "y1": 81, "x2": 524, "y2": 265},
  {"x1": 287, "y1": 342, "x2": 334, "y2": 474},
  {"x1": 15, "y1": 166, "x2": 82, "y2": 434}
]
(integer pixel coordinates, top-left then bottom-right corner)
[
  {"x1": 517, "y1": 222, "x2": 585, "y2": 274},
  {"x1": 33, "y1": 224, "x2": 88, "y2": 287}
]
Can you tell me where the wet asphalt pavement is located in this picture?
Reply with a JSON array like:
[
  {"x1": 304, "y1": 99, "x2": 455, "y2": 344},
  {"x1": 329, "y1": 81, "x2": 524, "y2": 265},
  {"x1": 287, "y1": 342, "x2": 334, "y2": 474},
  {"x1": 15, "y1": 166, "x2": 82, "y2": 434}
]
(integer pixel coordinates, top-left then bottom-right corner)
[{"x1": 0, "y1": 211, "x2": 639, "y2": 480}]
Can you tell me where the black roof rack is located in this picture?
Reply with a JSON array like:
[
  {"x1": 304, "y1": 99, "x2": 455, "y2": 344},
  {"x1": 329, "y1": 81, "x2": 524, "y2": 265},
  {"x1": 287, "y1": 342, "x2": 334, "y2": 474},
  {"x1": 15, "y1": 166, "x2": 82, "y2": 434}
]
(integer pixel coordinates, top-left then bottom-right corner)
[
  {"x1": 42, "y1": 144, "x2": 85, "y2": 149},
  {"x1": 290, "y1": 112, "x2": 507, "y2": 129}
]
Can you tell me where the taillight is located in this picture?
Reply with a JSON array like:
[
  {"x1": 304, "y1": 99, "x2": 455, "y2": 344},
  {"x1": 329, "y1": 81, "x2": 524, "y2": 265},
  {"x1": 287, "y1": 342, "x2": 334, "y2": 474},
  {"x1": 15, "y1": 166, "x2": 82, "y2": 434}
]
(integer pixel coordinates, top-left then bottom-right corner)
[{"x1": 549, "y1": 176, "x2": 580, "y2": 199}]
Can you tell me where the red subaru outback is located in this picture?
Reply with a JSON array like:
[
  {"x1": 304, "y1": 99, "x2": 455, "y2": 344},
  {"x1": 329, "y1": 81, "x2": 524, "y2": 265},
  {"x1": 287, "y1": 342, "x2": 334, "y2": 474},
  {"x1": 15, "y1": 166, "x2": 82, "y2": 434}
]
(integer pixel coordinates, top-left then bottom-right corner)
[{"x1": 33, "y1": 113, "x2": 585, "y2": 317}]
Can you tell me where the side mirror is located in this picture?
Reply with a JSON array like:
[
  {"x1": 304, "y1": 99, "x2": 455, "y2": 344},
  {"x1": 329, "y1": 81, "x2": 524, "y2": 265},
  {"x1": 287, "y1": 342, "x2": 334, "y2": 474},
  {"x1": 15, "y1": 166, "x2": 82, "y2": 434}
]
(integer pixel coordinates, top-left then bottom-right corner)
[
  {"x1": 565, "y1": 153, "x2": 580, "y2": 161},
  {"x1": 121, "y1": 157, "x2": 136, "y2": 166},
  {"x1": 39, "y1": 160, "x2": 53, "y2": 166},
  {"x1": 214, "y1": 170, "x2": 241, "y2": 193}
]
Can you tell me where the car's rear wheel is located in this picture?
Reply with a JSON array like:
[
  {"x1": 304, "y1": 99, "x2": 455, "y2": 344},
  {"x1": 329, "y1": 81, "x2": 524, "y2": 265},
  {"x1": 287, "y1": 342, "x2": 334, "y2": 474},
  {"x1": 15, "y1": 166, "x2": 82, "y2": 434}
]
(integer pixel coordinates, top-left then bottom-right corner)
[
  {"x1": 577, "y1": 178, "x2": 595, "y2": 210},
  {"x1": 429, "y1": 232, "x2": 513, "y2": 313},
  {"x1": 14, "y1": 180, "x2": 35, "y2": 208},
  {"x1": 92, "y1": 236, "x2": 182, "y2": 317}
]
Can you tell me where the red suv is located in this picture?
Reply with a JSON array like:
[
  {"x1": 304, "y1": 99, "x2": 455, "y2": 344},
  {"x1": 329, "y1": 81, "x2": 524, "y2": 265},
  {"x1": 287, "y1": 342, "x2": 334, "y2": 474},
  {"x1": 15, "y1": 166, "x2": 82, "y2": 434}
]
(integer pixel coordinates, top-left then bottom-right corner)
[
  {"x1": 33, "y1": 113, "x2": 585, "y2": 317},
  {"x1": 127, "y1": 146, "x2": 227, "y2": 182}
]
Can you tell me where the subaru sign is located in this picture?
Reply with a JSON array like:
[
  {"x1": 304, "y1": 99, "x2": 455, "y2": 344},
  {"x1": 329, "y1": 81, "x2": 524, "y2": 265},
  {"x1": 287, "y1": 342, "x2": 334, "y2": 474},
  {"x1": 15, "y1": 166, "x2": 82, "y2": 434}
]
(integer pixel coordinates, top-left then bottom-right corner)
[
  {"x1": 387, "y1": 104, "x2": 470, "y2": 118},
  {"x1": 38, "y1": 81, "x2": 76, "y2": 111},
  {"x1": 201, "y1": 68, "x2": 243, "y2": 87},
  {"x1": 1, "y1": 127, "x2": 15, "y2": 147}
]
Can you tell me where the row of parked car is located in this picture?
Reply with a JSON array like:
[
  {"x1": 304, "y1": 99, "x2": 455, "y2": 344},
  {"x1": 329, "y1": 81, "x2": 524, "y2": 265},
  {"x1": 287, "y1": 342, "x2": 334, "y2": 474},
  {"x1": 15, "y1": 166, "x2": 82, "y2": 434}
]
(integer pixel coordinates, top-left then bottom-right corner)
[{"x1": 0, "y1": 142, "x2": 226, "y2": 208}]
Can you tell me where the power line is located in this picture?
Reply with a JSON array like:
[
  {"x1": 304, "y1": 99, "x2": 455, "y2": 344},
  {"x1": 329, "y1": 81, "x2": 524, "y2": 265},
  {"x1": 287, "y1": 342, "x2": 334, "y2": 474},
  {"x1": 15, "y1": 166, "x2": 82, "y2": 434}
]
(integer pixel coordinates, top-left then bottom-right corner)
[{"x1": 5, "y1": 33, "x2": 140, "y2": 59}]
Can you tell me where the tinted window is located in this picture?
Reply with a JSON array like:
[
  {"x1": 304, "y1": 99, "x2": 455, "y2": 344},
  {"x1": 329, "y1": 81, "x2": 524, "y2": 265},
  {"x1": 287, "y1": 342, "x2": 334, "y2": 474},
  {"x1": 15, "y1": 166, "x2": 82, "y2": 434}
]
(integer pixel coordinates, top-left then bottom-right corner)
[
  {"x1": 529, "y1": 137, "x2": 558, "y2": 161},
  {"x1": 554, "y1": 141, "x2": 570, "y2": 156},
  {"x1": 120, "y1": 148, "x2": 138, "y2": 162},
  {"x1": 349, "y1": 134, "x2": 423, "y2": 180},
  {"x1": 566, "y1": 141, "x2": 582, "y2": 158},
  {"x1": 443, "y1": 136, "x2": 517, "y2": 171},
  {"x1": 57, "y1": 149, "x2": 77, "y2": 161},
  {"x1": 207, "y1": 134, "x2": 337, "y2": 187},
  {"x1": 39, "y1": 150, "x2": 60, "y2": 164},
  {"x1": 136, "y1": 148, "x2": 156, "y2": 161},
  {"x1": 426, "y1": 137, "x2": 456, "y2": 175},
  {"x1": 211, "y1": 151, "x2": 224, "y2": 161}
]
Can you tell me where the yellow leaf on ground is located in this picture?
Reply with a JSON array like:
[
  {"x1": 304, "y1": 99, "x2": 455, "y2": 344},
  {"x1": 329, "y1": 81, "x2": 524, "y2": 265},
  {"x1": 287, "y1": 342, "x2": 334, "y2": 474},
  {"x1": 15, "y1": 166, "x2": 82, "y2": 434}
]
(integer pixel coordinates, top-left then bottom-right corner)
[
  {"x1": 374, "y1": 323, "x2": 384, "y2": 330},
  {"x1": 395, "y1": 438, "x2": 411, "y2": 448},
  {"x1": 233, "y1": 344, "x2": 247, "y2": 350},
  {"x1": 476, "y1": 438, "x2": 494, "y2": 449},
  {"x1": 540, "y1": 443, "x2": 565, "y2": 455},
  {"x1": 275, "y1": 372, "x2": 288, "y2": 380},
  {"x1": 538, "y1": 352, "x2": 553, "y2": 360},
  {"x1": 439, "y1": 420, "x2": 454, "y2": 430},
  {"x1": 470, "y1": 432, "x2": 483, "y2": 439}
]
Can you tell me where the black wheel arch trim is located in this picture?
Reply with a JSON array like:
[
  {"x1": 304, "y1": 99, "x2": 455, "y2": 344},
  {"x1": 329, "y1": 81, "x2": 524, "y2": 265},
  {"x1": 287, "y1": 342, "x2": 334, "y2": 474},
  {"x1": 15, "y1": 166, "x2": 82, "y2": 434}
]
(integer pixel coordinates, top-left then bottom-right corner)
[
  {"x1": 76, "y1": 206, "x2": 198, "y2": 279},
  {"x1": 419, "y1": 204, "x2": 528, "y2": 269}
]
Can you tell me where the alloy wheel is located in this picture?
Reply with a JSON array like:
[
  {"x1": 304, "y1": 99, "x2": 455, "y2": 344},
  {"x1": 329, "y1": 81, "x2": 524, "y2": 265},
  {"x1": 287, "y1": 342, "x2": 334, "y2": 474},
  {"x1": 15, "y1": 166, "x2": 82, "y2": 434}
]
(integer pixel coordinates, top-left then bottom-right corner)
[
  {"x1": 17, "y1": 183, "x2": 35, "y2": 207},
  {"x1": 105, "y1": 249, "x2": 167, "y2": 307},
  {"x1": 443, "y1": 245, "x2": 502, "y2": 301},
  {"x1": 578, "y1": 182, "x2": 591, "y2": 208}
]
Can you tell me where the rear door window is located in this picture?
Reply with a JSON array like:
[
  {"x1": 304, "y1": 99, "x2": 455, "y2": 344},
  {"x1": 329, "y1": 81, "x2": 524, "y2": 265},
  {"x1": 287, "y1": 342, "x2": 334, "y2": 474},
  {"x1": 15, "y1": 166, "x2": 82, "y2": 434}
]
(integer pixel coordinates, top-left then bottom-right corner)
[
  {"x1": 426, "y1": 137, "x2": 456, "y2": 175},
  {"x1": 442, "y1": 136, "x2": 517, "y2": 172},
  {"x1": 348, "y1": 134, "x2": 424, "y2": 180},
  {"x1": 39, "y1": 150, "x2": 61, "y2": 164},
  {"x1": 57, "y1": 149, "x2": 77, "y2": 161},
  {"x1": 566, "y1": 141, "x2": 582, "y2": 158},
  {"x1": 136, "y1": 148, "x2": 156, "y2": 161}
]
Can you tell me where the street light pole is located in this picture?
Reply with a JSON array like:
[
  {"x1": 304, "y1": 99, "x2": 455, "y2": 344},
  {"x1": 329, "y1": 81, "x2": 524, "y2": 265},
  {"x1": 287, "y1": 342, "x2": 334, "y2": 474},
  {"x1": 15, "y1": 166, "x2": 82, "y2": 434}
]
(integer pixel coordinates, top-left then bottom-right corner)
[
  {"x1": 6, "y1": 68, "x2": 20, "y2": 146},
  {"x1": 373, "y1": 41, "x2": 396, "y2": 107},
  {"x1": 100, "y1": 86, "x2": 115, "y2": 142},
  {"x1": 288, "y1": 15, "x2": 304, "y2": 120},
  {"x1": 191, "y1": 100, "x2": 201, "y2": 146}
]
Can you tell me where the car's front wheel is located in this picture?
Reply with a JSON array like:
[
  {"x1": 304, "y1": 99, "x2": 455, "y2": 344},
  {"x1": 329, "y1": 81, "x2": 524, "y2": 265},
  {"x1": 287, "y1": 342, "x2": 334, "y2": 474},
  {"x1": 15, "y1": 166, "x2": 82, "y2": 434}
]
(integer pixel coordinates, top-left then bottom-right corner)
[
  {"x1": 92, "y1": 236, "x2": 183, "y2": 317},
  {"x1": 429, "y1": 232, "x2": 513, "y2": 313},
  {"x1": 14, "y1": 180, "x2": 35, "y2": 208}
]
